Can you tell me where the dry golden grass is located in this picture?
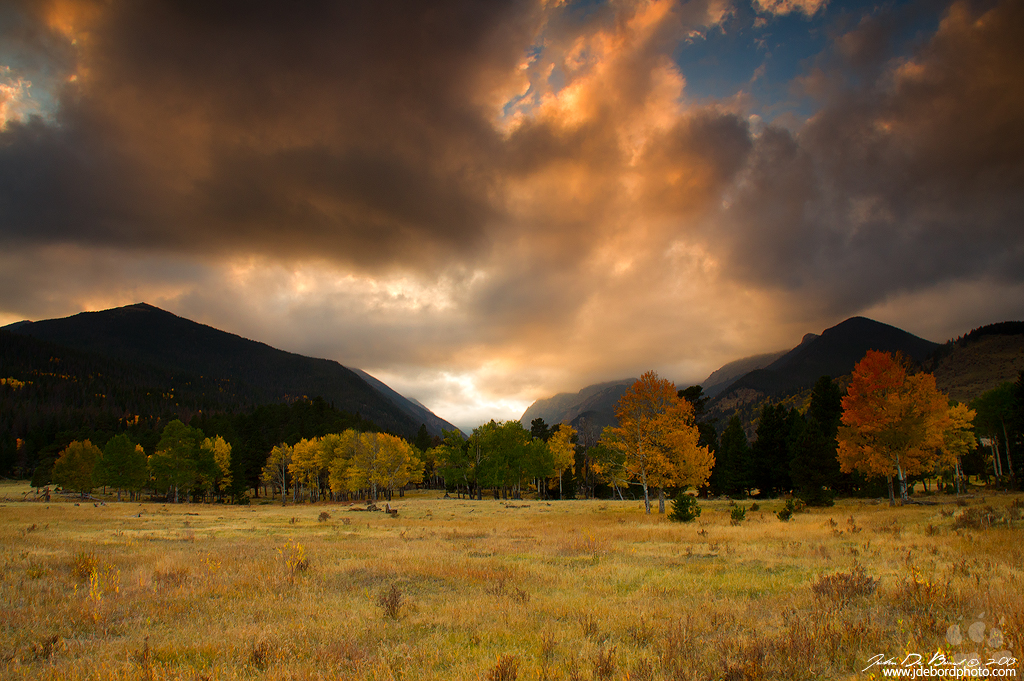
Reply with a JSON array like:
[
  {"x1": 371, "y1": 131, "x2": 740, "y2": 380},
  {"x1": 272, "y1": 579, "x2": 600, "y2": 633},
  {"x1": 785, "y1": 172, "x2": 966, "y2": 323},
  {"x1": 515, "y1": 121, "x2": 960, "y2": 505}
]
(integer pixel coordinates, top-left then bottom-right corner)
[{"x1": 1, "y1": 480, "x2": 1021, "y2": 680}]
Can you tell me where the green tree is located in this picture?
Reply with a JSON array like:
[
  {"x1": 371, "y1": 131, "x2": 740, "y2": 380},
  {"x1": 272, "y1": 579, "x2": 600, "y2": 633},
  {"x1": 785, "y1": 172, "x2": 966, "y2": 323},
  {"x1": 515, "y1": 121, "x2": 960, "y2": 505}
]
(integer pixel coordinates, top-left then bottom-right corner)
[
  {"x1": 712, "y1": 415, "x2": 751, "y2": 497},
  {"x1": 972, "y1": 382, "x2": 1018, "y2": 484},
  {"x1": 790, "y1": 376, "x2": 844, "y2": 506},
  {"x1": 413, "y1": 424, "x2": 432, "y2": 453},
  {"x1": 53, "y1": 440, "x2": 102, "y2": 498},
  {"x1": 95, "y1": 434, "x2": 149, "y2": 501},
  {"x1": 530, "y1": 418, "x2": 552, "y2": 442},
  {"x1": 150, "y1": 420, "x2": 207, "y2": 503},
  {"x1": 31, "y1": 457, "x2": 56, "y2": 490},
  {"x1": 679, "y1": 385, "x2": 718, "y2": 491},
  {"x1": 590, "y1": 442, "x2": 628, "y2": 500},
  {"x1": 475, "y1": 420, "x2": 540, "y2": 499},
  {"x1": 751, "y1": 404, "x2": 796, "y2": 497},
  {"x1": 434, "y1": 429, "x2": 476, "y2": 498}
]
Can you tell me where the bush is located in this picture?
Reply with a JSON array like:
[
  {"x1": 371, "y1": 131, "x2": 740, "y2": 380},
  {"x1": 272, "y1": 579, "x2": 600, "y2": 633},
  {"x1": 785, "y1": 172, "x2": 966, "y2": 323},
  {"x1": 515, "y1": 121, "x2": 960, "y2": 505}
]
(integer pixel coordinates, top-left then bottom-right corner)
[
  {"x1": 377, "y1": 583, "x2": 404, "y2": 619},
  {"x1": 730, "y1": 506, "x2": 747, "y2": 524},
  {"x1": 668, "y1": 493, "x2": 701, "y2": 522},
  {"x1": 778, "y1": 498, "x2": 805, "y2": 522},
  {"x1": 811, "y1": 563, "x2": 879, "y2": 607}
]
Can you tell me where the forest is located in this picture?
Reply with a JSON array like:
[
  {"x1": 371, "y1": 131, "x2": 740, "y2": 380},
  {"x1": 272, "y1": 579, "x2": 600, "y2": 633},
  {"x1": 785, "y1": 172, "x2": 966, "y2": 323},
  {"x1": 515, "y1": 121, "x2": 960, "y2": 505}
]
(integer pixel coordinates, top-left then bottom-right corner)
[{"x1": 21, "y1": 351, "x2": 1024, "y2": 509}]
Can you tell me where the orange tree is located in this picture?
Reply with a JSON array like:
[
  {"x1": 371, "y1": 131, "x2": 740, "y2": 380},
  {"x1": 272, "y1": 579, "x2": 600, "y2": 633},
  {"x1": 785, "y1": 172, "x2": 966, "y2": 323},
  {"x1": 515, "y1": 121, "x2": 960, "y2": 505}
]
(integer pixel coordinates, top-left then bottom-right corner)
[
  {"x1": 837, "y1": 350, "x2": 951, "y2": 505},
  {"x1": 604, "y1": 371, "x2": 714, "y2": 514}
]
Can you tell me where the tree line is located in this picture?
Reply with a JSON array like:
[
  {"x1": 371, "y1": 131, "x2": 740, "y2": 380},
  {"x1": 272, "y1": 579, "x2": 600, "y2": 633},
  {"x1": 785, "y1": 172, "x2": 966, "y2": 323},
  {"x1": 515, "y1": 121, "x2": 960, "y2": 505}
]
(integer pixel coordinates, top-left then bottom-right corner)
[
  {"x1": 690, "y1": 352, "x2": 1021, "y2": 507},
  {"x1": 31, "y1": 351, "x2": 1024, "y2": 508},
  {"x1": 48, "y1": 420, "x2": 232, "y2": 503}
]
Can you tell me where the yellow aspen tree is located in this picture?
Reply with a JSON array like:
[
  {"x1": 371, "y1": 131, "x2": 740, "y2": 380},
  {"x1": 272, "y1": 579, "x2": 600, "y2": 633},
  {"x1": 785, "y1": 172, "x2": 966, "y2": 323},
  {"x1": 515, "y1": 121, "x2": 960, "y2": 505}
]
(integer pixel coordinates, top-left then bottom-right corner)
[
  {"x1": 287, "y1": 438, "x2": 320, "y2": 502},
  {"x1": 943, "y1": 403, "x2": 977, "y2": 495},
  {"x1": 201, "y1": 436, "x2": 232, "y2": 498},
  {"x1": 328, "y1": 430, "x2": 360, "y2": 498},
  {"x1": 548, "y1": 424, "x2": 576, "y2": 500},
  {"x1": 606, "y1": 371, "x2": 714, "y2": 514},
  {"x1": 261, "y1": 443, "x2": 292, "y2": 505}
]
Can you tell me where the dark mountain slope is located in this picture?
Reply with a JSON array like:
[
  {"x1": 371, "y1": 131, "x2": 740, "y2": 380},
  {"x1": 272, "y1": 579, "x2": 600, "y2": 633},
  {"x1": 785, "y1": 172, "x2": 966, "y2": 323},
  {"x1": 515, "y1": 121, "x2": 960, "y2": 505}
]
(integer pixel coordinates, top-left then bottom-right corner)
[
  {"x1": 702, "y1": 349, "x2": 790, "y2": 397},
  {"x1": 929, "y1": 322, "x2": 1024, "y2": 403},
  {"x1": 351, "y1": 368, "x2": 462, "y2": 437},
  {"x1": 706, "y1": 317, "x2": 940, "y2": 434},
  {"x1": 520, "y1": 379, "x2": 635, "y2": 433},
  {"x1": 7, "y1": 303, "x2": 427, "y2": 438}
]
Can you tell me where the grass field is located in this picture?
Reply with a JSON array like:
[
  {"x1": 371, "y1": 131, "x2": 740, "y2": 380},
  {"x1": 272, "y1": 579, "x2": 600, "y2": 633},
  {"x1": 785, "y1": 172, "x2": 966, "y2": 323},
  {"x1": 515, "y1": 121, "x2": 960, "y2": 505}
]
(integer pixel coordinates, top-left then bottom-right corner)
[{"x1": 1, "y1": 480, "x2": 1021, "y2": 680}]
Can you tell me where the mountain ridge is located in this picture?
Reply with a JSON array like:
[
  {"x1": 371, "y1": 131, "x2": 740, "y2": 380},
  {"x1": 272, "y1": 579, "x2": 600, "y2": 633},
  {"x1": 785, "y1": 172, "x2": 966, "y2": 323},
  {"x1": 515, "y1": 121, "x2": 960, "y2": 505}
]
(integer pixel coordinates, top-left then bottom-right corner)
[{"x1": 7, "y1": 303, "x2": 457, "y2": 438}]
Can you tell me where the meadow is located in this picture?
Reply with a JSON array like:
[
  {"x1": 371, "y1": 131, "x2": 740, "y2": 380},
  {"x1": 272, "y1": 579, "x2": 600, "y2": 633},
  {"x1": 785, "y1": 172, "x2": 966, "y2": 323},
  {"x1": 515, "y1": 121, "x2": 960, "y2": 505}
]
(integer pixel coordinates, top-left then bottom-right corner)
[{"x1": 1, "y1": 481, "x2": 1021, "y2": 681}]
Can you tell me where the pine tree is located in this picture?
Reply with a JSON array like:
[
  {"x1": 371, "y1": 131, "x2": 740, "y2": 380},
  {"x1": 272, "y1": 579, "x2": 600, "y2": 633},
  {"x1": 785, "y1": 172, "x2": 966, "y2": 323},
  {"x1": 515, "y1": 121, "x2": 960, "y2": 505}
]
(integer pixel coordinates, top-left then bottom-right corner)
[
  {"x1": 751, "y1": 404, "x2": 793, "y2": 497},
  {"x1": 712, "y1": 415, "x2": 751, "y2": 497},
  {"x1": 790, "y1": 376, "x2": 844, "y2": 506}
]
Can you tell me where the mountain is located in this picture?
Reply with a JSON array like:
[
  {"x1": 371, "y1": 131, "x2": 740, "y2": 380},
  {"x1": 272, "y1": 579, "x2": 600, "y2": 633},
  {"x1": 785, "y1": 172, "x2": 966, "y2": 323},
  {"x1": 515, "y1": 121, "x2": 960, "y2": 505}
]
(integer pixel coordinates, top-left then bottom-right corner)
[
  {"x1": 5, "y1": 303, "x2": 455, "y2": 438},
  {"x1": 702, "y1": 349, "x2": 791, "y2": 397},
  {"x1": 351, "y1": 368, "x2": 462, "y2": 437},
  {"x1": 705, "y1": 317, "x2": 941, "y2": 432},
  {"x1": 929, "y1": 322, "x2": 1024, "y2": 403},
  {"x1": 520, "y1": 379, "x2": 636, "y2": 433}
]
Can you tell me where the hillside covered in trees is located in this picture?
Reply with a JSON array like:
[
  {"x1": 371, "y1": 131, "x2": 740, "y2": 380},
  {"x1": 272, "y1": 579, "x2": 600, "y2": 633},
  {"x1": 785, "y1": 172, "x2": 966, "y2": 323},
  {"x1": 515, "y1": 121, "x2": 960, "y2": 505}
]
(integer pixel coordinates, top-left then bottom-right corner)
[{"x1": 6, "y1": 303, "x2": 459, "y2": 439}]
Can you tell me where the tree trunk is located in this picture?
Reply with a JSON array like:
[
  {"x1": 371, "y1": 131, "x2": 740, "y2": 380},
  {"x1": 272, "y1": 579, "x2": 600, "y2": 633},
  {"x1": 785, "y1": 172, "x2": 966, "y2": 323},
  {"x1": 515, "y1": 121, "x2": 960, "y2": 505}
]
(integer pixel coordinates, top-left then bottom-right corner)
[
  {"x1": 886, "y1": 476, "x2": 895, "y2": 506},
  {"x1": 897, "y1": 466, "x2": 908, "y2": 503},
  {"x1": 991, "y1": 439, "x2": 1002, "y2": 477},
  {"x1": 1001, "y1": 420, "x2": 1016, "y2": 482},
  {"x1": 658, "y1": 488, "x2": 666, "y2": 514}
]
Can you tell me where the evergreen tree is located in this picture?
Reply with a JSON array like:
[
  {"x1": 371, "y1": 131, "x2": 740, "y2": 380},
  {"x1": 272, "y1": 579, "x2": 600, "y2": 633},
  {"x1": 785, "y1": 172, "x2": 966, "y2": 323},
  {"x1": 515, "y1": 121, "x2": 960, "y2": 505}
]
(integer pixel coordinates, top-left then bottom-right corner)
[
  {"x1": 751, "y1": 404, "x2": 794, "y2": 497},
  {"x1": 530, "y1": 418, "x2": 552, "y2": 442},
  {"x1": 413, "y1": 424, "x2": 432, "y2": 453},
  {"x1": 679, "y1": 385, "x2": 717, "y2": 492},
  {"x1": 791, "y1": 376, "x2": 844, "y2": 506},
  {"x1": 711, "y1": 415, "x2": 751, "y2": 497}
]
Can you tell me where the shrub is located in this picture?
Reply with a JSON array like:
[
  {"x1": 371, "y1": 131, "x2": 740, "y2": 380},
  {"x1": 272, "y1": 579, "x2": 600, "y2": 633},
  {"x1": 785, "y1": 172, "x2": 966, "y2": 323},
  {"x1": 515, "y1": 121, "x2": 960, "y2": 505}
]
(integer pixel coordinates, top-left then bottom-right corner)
[
  {"x1": 488, "y1": 654, "x2": 519, "y2": 681},
  {"x1": 952, "y1": 506, "x2": 999, "y2": 530},
  {"x1": 730, "y1": 506, "x2": 747, "y2": 524},
  {"x1": 778, "y1": 498, "x2": 804, "y2": 522},
  {"x1": 811, "y1": 563, "x2": 879, "y2": 608},
  {"x1": 71, "y1": 551, "x2": 99, "y2": 582},
  {"x1": 377, "y1": 583, "x2": 404, "y2": 620},
  {"x1": 668, "y1": 493, "x2": 701, "y2": 523}
]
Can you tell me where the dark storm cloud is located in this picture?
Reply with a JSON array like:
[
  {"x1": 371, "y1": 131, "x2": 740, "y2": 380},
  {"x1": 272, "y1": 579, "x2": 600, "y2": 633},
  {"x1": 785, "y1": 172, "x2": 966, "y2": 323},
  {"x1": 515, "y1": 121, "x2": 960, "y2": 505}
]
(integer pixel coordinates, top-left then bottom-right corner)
[
  {"x1": 0, "y1": 0, "x2": 532, "y2": 268},
  {"x1": 717, "y1": 0, "x2": 1024, "y2": 313},
  {"x1": 2, "y1": 0, "x2": 1023, "y2": 426}
]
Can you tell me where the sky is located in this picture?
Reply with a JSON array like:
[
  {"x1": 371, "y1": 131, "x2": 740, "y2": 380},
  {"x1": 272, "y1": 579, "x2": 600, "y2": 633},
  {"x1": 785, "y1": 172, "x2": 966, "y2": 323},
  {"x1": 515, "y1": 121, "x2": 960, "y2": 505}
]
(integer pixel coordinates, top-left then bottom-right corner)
[{"x1": 1, "y1": 0, "x2": 1022, "y2": 432}]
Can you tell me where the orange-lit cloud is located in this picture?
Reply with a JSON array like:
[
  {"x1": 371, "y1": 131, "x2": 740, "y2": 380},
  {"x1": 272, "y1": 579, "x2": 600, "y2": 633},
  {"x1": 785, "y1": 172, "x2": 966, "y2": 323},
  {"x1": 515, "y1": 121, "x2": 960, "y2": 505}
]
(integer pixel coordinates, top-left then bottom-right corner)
[{"x1": 1, "y1": 0, "x2": 1022, "y2": 430}]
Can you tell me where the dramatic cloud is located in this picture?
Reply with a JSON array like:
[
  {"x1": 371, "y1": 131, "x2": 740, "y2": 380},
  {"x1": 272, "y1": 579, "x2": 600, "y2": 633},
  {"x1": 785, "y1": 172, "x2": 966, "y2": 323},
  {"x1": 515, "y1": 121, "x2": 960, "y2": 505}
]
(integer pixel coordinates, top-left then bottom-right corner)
[{"x1": 1, "y1": 0, "x2": 1022, "y2": 430}]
